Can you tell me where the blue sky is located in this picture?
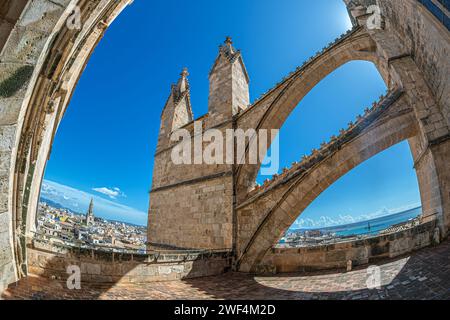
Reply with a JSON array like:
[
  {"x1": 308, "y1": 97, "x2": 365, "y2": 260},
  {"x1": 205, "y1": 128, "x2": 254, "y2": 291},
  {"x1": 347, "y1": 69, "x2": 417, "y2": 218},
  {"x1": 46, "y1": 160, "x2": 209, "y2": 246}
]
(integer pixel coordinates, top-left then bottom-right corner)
[{"x1": 41, "y1": 0, "x2": 421, "y2": 227}]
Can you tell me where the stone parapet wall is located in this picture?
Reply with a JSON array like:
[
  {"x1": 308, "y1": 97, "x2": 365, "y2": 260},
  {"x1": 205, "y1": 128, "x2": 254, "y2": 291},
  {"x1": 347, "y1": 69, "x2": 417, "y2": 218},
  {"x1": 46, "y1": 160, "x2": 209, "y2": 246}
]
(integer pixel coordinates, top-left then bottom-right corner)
[
  {"x1": 27, "y1": 242, "x2": 232, "y2": 284},
  {"x1": 260, "y1": 220, "x2": 438, "y2": 273}
]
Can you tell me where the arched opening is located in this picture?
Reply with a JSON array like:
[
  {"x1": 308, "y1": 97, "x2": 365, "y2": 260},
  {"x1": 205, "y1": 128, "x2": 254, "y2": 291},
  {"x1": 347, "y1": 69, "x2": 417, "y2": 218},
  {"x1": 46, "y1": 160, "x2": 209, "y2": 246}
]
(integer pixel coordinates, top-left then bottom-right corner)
[
  {"x1": 237, "y1": 99, "x2": 423, "y2": 271},
  {"x1": 33, "y1": 4, "x2": 152, "y2": 253},
  {"x1": 257, "y1": 60, "x2": 387, "y2": 182},
  {"x1": 0, "y1": 0, "x2": 135, "y2": 289},
  {"x1": 1, "y1": 0, "x2": 448, "y2": 300},
  {"x1": 233, "y1": 27, "x2": 385, "y2": 201},
  {"x1": 253, "y1": 61, "x2": 423, "y2": 245},
  {"x1": 235, "y1": 55, "x2": 443, "y2": 272},
  {"x1": 281, "y1": 141, "x2": 422, "y2": 247},
  {"x1": 2, "y1": 0, "x2": 233, "y2": 292}
]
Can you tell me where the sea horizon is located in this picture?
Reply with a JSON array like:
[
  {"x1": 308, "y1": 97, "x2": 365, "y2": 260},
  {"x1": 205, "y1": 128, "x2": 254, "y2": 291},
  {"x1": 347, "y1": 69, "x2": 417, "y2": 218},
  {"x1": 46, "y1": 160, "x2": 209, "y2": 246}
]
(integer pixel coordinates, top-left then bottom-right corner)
[{"x1": 290, "y1": 206, "x2": 422, "y2": 237}]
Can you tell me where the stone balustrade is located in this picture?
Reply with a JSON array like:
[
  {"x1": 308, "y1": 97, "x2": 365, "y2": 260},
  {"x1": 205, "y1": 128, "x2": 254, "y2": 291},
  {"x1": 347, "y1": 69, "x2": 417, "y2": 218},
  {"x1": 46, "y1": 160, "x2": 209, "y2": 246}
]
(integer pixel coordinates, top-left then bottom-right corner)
[
  {"x1": 28, "y1": 240, "x2": 232, "y2": 284},
  {"x1": 259, "y1": 220, "x2": 438, "y2": 273}
]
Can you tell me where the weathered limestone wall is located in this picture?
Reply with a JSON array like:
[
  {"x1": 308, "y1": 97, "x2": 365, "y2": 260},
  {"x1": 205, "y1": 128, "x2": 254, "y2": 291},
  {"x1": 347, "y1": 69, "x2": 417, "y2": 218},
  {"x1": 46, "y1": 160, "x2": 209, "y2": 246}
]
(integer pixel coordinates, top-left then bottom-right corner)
[
  {"x1": 261, "y1": 220, "x2": 437, "y2": 273},
  {"x1": 388, "y1": 0, "x2": 450, "y2": 234},
  {"x1": 0, "y1": 0, "x2": 131, "y2": 291},
  {"x1": 157, "y1": 71, "x2": 192, "y2": 148},
  {"x1": 152, "y1": 120, "x2": 233, "y2": 189},
  {"x1": 207, "y1": 39, "x2": 249, "y2": 126},
  {"x1": 236, "y1": 93, "x2": 419, "y2": 272},
  {"x1": 208, "y1": 54, "x2": 233, "y2": 125},
  {"x1": 371, "y1": 1, "x2": 450, "y2": 232},
  {"x1": 409, "y1": 136, "x2": 445, "y2": 224},
  {"x1": 0, "y1": 0, "x2": 447, "y2": 292},
  {"x1": 148, "y1": 39, "x2": 251, "y2": 251},
  {"x1": 0, "y1": 1, "x2": 28, "y2": 53},
  {"x1": 347, "y1": 0, "x2": 450, "y2": 120},
  {"x1": 149, "y1": 175, "x2": 234, "y2": 250},
  {"x1": 0, "y1": 0, "x2": 72, "y2": 293},
  {"x1": 149, "y1": 119, "x2": 235, "y2": 250},
  {"x1": 231, "y1": 59, "x2": 250, "y2": 114},
  {"x1": 0, "y1": 210, "x2": 14, "y2": 292},
  {"x1": 28, "y1": 242, "x2": 231, "y2": 283},
  {"x1": 150, "y1": 4, "x2": 449, "y2": 267},
  {"x1": 430, "y1": 139, "x2": 450, "y2": 231},
  {"x1": 172, "y1": 97, "x2": 191, "y2": 131},
  {"x1": 347, "y1": 0, "x2": 450, "y2": 235},
  {"x1": 378, "y1": 0, "x2": 450, "y2": 126},
  {"x1": 234, "y1": 28, "x2": 380, "y2": 201}
]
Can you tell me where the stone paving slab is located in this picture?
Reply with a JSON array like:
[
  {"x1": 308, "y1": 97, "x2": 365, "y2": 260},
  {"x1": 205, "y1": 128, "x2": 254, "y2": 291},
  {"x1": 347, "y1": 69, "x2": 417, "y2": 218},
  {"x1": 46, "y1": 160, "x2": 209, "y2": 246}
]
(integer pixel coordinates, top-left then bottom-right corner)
[{"x1": 1, "y1": 239, "x2": 450, "y2": 300}]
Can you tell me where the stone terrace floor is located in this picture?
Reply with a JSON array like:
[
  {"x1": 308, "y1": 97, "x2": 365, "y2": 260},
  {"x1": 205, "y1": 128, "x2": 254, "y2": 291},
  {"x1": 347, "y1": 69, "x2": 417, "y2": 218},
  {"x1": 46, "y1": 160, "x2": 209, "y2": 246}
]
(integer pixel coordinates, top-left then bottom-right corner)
[{"x1": 2, "y1": 239, "x2": 450, "y2": 300}]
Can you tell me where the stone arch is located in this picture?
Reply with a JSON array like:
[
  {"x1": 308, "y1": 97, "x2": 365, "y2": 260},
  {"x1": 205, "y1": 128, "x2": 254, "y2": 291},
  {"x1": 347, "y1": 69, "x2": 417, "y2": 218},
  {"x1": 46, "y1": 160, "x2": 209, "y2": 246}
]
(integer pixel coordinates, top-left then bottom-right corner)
[
  {"x1": 236, "y1": 94, "x2": 420, "y2": 272},
  {"x1": 235, "y1": 27, "x2": 390, "y2": 201},
  {"x1": 0, "y1": 0, "x2": 132, "y2": 289},
  {"x1": 0, "y1": 1, "x2": 448, "y2": 290},
  {"x1": 234, "y1": 23, "x2": 449, "y2": 273}
]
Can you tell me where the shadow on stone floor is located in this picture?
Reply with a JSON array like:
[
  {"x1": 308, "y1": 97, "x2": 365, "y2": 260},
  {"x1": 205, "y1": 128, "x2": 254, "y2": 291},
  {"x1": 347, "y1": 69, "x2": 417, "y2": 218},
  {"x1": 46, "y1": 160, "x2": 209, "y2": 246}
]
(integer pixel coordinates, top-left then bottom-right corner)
[
  {"x1": 2, "y1": 239, "x2": 450, "y2": 300},
  {"x1": 1, "y1": 242, "x2": 232, "y2": 300},
  {"x1": 181, "y1": 239, "x2": 450, "y2": 300}
]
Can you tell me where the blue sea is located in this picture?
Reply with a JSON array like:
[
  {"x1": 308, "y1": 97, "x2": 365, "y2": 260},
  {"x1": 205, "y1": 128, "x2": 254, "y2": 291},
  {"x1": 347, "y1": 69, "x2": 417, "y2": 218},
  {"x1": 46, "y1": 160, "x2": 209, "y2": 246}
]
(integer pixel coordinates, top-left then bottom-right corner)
[{"x1": 292, "y1": 207, "x2": 422, "y2": 238}]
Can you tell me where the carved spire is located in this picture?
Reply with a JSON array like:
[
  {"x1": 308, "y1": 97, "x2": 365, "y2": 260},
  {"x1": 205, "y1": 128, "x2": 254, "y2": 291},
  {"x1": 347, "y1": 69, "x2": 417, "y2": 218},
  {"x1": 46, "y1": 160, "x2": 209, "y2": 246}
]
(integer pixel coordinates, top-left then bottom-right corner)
[
  {"x1": 86, "y1": 198, "x2": 94, "y2": 225},
  {"x1": 208, "y1": 36, "x2": 250, "y2": 125},
  {"x1": 181, "y1": 67, "x2": 189, "y2": 77},
  {"x1": 223, "y1": 36, "x2": 235, "y2": 55},
  {"x1": 157, "y1": 68, "x2": 194, "y2": 150},
  {"x1": 172, "y1": 67, "x2": 190, "y2": 103}
]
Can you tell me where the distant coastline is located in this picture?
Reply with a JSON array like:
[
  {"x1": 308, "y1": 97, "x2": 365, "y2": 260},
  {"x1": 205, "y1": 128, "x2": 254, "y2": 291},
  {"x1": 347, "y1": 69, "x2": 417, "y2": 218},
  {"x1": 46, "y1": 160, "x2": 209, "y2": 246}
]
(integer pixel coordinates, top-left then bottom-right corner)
[
  {"x1": 42, "y1": 195, "x2": 421, "y2": 234},
  {"x1": 291, "y1": 206, "x2": 422, "y2": 237}
]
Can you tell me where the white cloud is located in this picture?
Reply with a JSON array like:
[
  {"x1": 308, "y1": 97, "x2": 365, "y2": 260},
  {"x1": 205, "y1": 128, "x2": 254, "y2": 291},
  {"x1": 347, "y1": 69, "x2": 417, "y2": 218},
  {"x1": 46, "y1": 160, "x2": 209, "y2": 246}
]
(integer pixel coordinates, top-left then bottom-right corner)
[
  {"x1": 40, "y1": 180, "x2": 146, "y2": 226},
  {"x1": 93, "y1": 187, "x2": 119, "y2": 199},
  {"x1": 92, "y1": 186, "x2": 126, "y2": 199}
]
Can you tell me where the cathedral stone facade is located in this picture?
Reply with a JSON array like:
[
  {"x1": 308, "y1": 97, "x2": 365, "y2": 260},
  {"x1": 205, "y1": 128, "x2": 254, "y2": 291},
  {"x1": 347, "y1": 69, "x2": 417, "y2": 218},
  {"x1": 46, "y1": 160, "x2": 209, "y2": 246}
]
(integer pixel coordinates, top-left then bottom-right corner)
[
  {"x1": 148, "y1": 37, "x2": 250, "y2": 250},
  {"x1": 147, "y1": 0, "x2": 450, "y2": 274},
  {"x1": 0, "y1": 0, "x2": 448, "y2": 290}
]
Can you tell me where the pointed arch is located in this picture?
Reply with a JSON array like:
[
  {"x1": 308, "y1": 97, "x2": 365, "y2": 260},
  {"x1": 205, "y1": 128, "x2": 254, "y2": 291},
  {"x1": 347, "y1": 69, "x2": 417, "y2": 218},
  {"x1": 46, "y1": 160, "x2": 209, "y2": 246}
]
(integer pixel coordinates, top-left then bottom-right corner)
[
  {"x1": 236, "y1": 93, "x2": 419, "y2": 271},
  {"x1": 235, "y1": 27, "x2": 389, "y2": 201}
]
